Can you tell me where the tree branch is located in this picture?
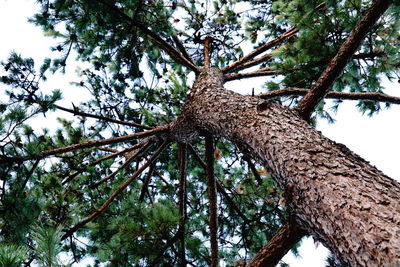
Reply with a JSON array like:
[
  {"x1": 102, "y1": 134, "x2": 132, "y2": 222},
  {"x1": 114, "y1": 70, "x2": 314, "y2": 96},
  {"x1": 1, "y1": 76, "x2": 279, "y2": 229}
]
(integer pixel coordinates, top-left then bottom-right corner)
[
  {"x1": 172, "y1": 35, "x2": 196, "y2": 66},
  {"x1": 188, "y1": 144, "x2": 249, "y2": 223},
  {"x1": 246, "y1": 222, "x2": 306, "y2": 267},
  {"x1": 54, "y1": 104, "x2": 153, "y2": 130},
  {"x1": 98, "y1": 0, "x2": 200, "y2": 74},
  {"x1": 222, "y1": 28, "x2": 298, "y2": 73},
  {"x1": 138, "y1": 161, "x2": 157, "y2": 202},
  {"x1": 258, "y1": 88, "x2": 400, "y2": 104},
  {"x1": 296, "y1": 0, "x2": 393, "y2": 120},
  {"x1": 205, "y1": 133, "x2": 218, "y2": 267},
  {"x1": 177, "y1": 143, "x2": 187, "y2": 267},
  {"x1": 90, "y1": 141, "x2": 152, "y2": 189},
  {"x1": 243, "y1": 157, "x2": 263, "y2": 186},
  {"x1": 61, "y1": 140, "x2": 169, "y2": 240},
  {"x1": 0, "y1": 125, "x2": 169, "y2": 163},
  {"x1": 224, "y1": 68, "x2": 281, "y2": 82},
  {"x1": 61, "y1": 142, "x2": 146, "y2": 185},
  {"x1": 204, "y1": 37, "x2": 212, "y2": 69}
]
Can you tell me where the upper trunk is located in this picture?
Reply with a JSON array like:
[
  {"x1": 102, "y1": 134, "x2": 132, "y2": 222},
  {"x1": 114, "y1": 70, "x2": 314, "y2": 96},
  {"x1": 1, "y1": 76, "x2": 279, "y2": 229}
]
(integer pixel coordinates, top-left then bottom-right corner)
[{"x1": 173, "y1": 69, "x2": 400, "y2": 266}]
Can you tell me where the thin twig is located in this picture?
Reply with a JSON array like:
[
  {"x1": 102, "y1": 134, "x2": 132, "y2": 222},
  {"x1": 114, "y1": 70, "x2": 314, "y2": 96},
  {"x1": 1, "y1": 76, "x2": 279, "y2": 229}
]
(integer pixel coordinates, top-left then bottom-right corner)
[
  {"x1": 61, "y1": 140, "x2": 169, "y2": 240},
  {"x1": 61, "y1": 143, "x2": 145, "y2": 185},
  {"x1": 90, "y1": 141, "x2": 152, "y2": 188},
  {"x1": 54, "y1": 104, "x2": 153, "y2": 130}
]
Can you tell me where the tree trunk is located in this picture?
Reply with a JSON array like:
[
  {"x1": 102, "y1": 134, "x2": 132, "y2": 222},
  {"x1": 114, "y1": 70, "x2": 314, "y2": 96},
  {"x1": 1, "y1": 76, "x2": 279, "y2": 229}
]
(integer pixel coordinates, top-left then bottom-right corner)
[{"x1": 173, "y1": 69, "x2": 400, "y2": 266}]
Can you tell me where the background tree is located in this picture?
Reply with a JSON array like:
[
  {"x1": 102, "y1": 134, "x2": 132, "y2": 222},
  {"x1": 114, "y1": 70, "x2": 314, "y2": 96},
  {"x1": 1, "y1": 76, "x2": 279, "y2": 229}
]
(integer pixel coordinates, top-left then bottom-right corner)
[{"x1": 0, "y1": 0, "x2": 399, "y2": 266}]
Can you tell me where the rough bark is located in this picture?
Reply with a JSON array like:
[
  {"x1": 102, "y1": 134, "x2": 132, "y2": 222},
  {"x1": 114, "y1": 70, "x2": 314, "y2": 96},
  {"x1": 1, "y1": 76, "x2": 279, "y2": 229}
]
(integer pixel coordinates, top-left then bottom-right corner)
[
  {"x1": 248, "y1": 222, "x2": 306, "y2": 267},
  {"x1": 173, "y1": 68, "x2": 400, "y2": 266}
]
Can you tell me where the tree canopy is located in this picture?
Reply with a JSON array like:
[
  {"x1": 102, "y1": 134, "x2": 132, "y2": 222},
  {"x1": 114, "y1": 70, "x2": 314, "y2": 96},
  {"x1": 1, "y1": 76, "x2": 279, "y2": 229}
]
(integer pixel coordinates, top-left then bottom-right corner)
[{"x1": 0, "y1": 0, "x2": 399, "y2": 266}]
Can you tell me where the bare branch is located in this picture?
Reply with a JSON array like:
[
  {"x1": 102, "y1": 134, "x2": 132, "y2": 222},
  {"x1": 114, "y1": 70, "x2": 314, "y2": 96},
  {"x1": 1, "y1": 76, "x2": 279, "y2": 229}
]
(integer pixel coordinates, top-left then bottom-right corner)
[
  {"x1": 90, "y1": 140, "x2": 152, "y2": 188},
  {"x1": 54, "y1": 104, "x2": 153, "y2": 130},
  {"x1": 296, "y1": 0, "x2": 393, "y2": 120},
  {"x1": 0, "y1": 125, "x2": 169, "y2": 163},
  {"x1": 258, "y1": 88, "x2": 400, "y2": 104},
  {"x1": 61, "y1": 140, "x2": 170, "y2": 240},
  {"x1": 98, "y1": 0, "x2": 200, "y2": 74},
  {"x1": 246, "y1": 222, "x2": 306, "y2": 267},
  {"x1": 222, "y1": 28, "x2": 298, "y2": 73},
  {"x1": 205, "y1": 133, "x2": 218, "y2": 267}
]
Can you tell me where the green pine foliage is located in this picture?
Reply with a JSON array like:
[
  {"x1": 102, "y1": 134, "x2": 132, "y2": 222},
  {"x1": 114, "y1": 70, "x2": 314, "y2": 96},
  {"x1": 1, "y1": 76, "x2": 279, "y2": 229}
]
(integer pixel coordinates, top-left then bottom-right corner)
[{"x1": 0, "y1": 0, "x2": 399, "y2": 265}]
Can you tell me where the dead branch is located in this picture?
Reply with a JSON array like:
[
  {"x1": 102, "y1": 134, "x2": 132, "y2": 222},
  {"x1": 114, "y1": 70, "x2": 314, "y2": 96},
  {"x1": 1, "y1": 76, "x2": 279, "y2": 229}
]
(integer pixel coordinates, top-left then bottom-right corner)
[
  {"x1": 246, "y1": 222, "x2": 306, "y2": 267},
  {"x1": 258, "y1": 88, "x2": 400, "y2": 104},
  {"x1": 54, "y1": 105, "x2": 153, "y2": 130},
  {"x1": 296, "y1": 0, "x2": 393, "y2": 120},
  {"x1": 61, "y1": 140, "x2": 170, "y2": 240},
  {"x1": 0, "y1": 125, "x2": 169, "y2": 163}
]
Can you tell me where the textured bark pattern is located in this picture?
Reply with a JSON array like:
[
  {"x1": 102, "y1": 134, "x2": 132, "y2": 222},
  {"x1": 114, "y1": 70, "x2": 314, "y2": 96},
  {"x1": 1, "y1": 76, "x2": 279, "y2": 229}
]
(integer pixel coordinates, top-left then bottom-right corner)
[
  {"x1": 248, "y1": 222, "x2": 305, "y2": 267},
  {"x1": 175, "y1": 69, "x2": 400, "y2": 266}
]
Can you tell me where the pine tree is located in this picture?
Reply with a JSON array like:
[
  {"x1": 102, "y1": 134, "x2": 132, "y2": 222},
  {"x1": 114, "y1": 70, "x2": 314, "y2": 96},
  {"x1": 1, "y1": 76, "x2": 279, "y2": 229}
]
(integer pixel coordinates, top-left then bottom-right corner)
[{"x1": 1, "y1": 0, "x2": 400, "y2": 266}]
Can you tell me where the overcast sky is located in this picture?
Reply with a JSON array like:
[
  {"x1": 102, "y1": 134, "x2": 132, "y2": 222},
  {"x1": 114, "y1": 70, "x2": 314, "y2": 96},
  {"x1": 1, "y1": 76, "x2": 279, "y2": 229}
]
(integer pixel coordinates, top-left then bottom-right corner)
[{"x1": 1, "y1": 0, "x2": 399, "y2": 266}]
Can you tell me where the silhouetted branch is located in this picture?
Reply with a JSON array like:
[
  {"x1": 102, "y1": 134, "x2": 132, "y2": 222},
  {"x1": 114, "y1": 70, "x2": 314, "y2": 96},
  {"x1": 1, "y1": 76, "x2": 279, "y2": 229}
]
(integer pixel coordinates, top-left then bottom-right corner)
[
  {"x1": 205, "y1": 133, "x2": 218, "y2": 267},
  {"x1": 54, "y1": 104, "x2": 153, "y2": 130},
  {"x1": 296, "y1": 0, "x2": 393, "y2": 120},
  {"x1": 61, "y1": 140, "x2": 169, "y2": 240},
  {"x1": 258, "y1": 88, "x2": 400, "y2": 104}
]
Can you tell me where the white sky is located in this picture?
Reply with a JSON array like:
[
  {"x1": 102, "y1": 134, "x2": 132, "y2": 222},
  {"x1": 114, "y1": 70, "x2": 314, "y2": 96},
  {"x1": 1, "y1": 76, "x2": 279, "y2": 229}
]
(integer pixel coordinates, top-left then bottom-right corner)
[{"x1": 0, "y1": 0, "x2": 399, "y2": 266}]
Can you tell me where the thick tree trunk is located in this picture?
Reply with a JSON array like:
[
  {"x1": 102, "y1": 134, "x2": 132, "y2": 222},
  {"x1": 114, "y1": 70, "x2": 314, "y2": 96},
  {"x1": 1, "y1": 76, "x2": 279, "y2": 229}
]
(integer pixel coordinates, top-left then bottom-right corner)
[{"x1": 173, "y1": 69, "x2": 400, "y2": 266}]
